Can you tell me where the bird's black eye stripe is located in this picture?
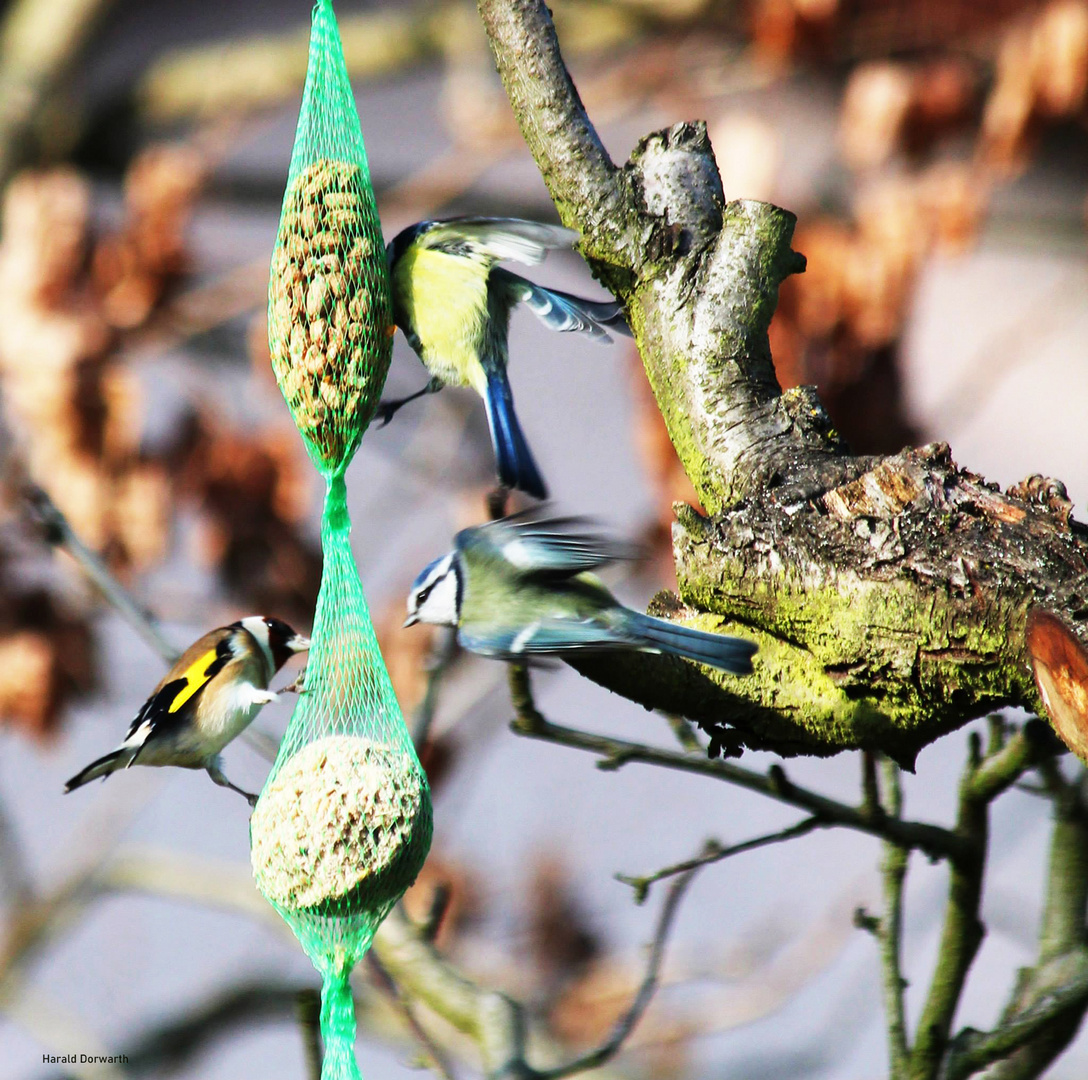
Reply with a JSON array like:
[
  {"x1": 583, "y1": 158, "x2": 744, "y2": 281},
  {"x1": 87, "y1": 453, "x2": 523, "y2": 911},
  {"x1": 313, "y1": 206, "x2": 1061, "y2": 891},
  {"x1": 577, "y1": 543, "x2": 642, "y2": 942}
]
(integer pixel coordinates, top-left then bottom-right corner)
[{"x1": 417, "y1": 584, "x2": 434, "y2": 604}]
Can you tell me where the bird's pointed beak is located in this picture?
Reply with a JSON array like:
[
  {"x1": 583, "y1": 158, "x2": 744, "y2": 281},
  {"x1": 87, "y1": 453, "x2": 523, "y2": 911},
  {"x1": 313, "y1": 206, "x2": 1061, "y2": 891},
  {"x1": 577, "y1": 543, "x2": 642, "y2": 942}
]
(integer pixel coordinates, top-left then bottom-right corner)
[
  {"x1": 288, "y1": 634, "x2": 311, "y2": 653},
  {"x1": 403, "y1": 613, "x2": 419, "y2": 628}
]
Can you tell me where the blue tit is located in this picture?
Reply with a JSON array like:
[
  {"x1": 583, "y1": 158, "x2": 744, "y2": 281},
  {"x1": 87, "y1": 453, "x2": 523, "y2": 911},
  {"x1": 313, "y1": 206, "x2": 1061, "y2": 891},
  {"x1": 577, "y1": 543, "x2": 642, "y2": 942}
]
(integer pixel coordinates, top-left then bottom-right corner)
[
  {"x1": 384, "y1": 217, "x2": 630, "y2": 499},
  {"x1": 404, "y1": 516, "x2": 757, "y2": 675},
  {"x1": 64, "y1": 616, "x2": 310, "y2": 806}
]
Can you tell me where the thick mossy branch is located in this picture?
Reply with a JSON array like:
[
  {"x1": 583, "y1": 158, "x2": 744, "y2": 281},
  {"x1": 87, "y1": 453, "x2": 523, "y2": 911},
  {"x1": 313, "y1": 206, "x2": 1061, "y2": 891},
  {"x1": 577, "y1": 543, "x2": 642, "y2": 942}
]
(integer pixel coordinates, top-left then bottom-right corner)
[
  {"x1": 478, "y1": 0, "x2": 1088, "y2": 760},
  {"x1": 575, "y1": 445, "x2": 1088, "y2": 765}
]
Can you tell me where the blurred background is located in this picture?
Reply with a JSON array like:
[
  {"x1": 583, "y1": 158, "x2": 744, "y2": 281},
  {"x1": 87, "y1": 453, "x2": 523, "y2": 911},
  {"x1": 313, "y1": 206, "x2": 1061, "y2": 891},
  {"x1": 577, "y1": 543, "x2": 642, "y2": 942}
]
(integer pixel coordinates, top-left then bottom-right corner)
[{"x1": 1, "y1": 0, "x2": 1088, "y2": 1077}]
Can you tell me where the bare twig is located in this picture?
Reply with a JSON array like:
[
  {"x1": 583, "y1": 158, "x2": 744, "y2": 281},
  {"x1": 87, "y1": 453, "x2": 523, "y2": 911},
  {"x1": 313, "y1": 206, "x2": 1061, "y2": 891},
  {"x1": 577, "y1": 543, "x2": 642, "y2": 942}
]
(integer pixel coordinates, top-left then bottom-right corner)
[
  {"x1": 877, "y1": 759, "x2": 909, "y2": 1079},
  {"x1": 22, "y1": 483, "x2": 177, "y2": 663},
  {"x1": 944, "y1": 760, "x2": 1088, "y2": 1080},
  {"x1": 538, "y1": 862, "x2": 701, "y2": 1080},
  {"x1": 505, "y1": 679, "x2": 968, "y2": 862},
  {"x1": 944, "y1": 954, "x2": 1088, "y2": 1080},
  {"x1": 367, "y1": 951, "x2": 457, "y2": 1080},
  {"x1": 411, "y1": 627, "x2": 461, "y2": 747},
  {"x1": 908, "y1": 724, "x2": 1054, "y2": 1080},
  {"x1": 616, "y1": 817, "x2": 824, "y2": 903},
  {"x1": 296, "y1": 988, "x2": 323, "y2": 1080}
]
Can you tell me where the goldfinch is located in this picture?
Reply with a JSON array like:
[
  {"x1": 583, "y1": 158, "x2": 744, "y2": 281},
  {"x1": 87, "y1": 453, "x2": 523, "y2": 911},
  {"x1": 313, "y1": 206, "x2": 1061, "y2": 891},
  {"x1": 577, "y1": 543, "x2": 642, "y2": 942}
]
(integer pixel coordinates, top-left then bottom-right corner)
[
  {"x1": 382, "y1": 217, "x2": 630, "y2": 499},
  {"x1": 405, "y1": 516, "x2": 757, "y2": 674},
  {"x1": 64, "y1": 616, "x2": 309, "y2": 806}
]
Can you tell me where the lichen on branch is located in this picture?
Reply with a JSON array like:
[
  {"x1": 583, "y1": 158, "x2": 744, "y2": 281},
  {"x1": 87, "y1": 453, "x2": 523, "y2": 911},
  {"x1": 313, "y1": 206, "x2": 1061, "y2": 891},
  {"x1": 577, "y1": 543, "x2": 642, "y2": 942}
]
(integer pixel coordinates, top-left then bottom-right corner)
[{"x1": 476, "y1": 0, "x2": 1085, "y2": 761}]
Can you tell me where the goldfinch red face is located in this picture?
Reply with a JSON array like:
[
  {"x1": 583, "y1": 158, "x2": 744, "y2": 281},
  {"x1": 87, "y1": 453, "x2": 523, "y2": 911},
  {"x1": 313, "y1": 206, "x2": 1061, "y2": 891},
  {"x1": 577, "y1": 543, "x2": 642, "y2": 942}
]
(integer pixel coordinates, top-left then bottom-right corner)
[{"x1": 238, "y1": 615, "x2": 310, "y2": 676}]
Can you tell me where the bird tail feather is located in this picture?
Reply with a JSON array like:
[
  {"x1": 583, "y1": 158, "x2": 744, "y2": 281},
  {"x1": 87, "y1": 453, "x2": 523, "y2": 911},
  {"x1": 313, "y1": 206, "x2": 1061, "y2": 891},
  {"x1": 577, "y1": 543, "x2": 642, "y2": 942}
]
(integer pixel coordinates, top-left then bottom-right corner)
[
  {"x1": 483, "y1": 371, "x2": 548, "y2": 498},
  {"x1": 64, "y1": 748, "x2": 134, "y2": 793},
  {"x1": 626, "y1": 612, "x2": 757, "y2": 675}
]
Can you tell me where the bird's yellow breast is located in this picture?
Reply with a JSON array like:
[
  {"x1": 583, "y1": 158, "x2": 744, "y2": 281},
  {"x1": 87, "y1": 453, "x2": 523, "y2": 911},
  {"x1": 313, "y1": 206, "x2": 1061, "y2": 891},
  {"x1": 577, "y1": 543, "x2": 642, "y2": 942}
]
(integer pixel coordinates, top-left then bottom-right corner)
[{"x1": 394, "y1": 246, "x2": 489, "y2": 393}]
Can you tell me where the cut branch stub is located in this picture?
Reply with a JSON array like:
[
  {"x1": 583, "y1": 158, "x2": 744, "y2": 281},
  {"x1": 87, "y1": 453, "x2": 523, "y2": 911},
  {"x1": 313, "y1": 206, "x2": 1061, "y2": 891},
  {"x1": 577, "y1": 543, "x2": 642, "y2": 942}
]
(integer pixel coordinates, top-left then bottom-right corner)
[
  {"x1": 1027, "y1": 608, "x2": 1088, "y2": 762},
  {"x1": 622, "y1": 123, "x2": 825, "y2": 511}
]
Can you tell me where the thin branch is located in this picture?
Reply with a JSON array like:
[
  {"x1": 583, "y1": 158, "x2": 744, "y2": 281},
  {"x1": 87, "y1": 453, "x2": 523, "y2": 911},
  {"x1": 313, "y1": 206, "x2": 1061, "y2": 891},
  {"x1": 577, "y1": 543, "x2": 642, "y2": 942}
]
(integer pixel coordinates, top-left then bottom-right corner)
[
  {"x1": 908, "y1": 726, "x2": 1053, "y2": 1080},
  {"x1": 295, "y1": 988, "x2": 323, "y2": 1080},
  {"x1": 19, "y1": 478, "x2": 282, "y2": 762},
  {"x1": 22, "y1": 483, "x2": 177, "y2": 663},
  {"x1": 538, "y1": 861, "x2": 701, "y2": 1080},
  {"x1": 947, "y1": 760, "x2": 1088, "y2": 1080},
  {"x1": 367, "y1": 951, "x2": 458, "y2": 1080},
  {"x1": 411, "y1": 627, "x2": 461, "y2": 747},
  {"x1": 505, "y1": 677, "x2": 967, "y2": 862},
  {"x1": 616, "y1": 817, "x2": 824, "y2": 904},
  {"x1": 878, "y1": 759, "x2": 910, "y2": 1079},
  {"x1": 943, "y1": 953, "x2": 1088, "y2": 1080}
]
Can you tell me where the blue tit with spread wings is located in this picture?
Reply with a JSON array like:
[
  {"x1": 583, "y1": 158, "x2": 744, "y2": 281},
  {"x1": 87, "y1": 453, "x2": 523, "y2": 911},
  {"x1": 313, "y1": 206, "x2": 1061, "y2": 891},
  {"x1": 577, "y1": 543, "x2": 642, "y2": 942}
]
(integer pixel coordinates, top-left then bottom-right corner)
[
  {"x1": 64, "y1": 616, "x2": 309, "y2": 806},
  {"x1": 383, "y1": 218, "x2": 630, "y2": 499},
  {"x1": 404, "y1": 515, "x2": 756, "y2": 675}
]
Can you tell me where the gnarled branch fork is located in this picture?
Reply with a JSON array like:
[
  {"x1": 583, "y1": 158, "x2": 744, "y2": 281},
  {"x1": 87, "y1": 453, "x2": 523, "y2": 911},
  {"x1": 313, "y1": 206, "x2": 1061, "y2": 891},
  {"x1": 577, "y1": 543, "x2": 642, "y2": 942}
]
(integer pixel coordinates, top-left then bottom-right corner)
[{"x1": 476, "y1": 0, "x2": 1087, "y2": 765}]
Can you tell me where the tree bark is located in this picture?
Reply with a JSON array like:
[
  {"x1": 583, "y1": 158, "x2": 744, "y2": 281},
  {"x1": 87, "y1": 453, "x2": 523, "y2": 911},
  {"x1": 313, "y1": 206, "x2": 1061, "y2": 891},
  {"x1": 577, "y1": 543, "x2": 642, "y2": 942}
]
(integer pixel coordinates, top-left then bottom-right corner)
[{"x1": 477, "y1": 0, "x2": 1088, "y2": 765}]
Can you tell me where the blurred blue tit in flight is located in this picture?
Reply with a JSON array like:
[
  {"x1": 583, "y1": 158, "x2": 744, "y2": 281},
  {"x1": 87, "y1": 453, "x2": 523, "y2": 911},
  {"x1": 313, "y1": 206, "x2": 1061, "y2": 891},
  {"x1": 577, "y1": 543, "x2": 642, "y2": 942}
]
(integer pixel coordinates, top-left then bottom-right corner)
[
  {"x1": 384, "y1": 217, "x2": 630, "y2": 499},
  {"x1": 404, "y1": 515, "x2": 757, "y2": 674},
  {"x1": 64, "y1": 616, "x2": 309, "y2": 806}
]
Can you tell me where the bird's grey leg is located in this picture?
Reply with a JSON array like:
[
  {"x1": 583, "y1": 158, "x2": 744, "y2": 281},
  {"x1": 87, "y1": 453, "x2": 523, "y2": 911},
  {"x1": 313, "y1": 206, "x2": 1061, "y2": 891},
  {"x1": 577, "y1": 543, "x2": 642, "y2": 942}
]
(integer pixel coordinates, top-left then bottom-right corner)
[
  {"x1": 374, "y1": 377, "x2": 443, "y2": 427},
  {"x1": 206, "y1": 758, "x2": 259, "y2": 807},
  {"x1": 280, "y1": 667, "x2": 308, "y2": 694}
]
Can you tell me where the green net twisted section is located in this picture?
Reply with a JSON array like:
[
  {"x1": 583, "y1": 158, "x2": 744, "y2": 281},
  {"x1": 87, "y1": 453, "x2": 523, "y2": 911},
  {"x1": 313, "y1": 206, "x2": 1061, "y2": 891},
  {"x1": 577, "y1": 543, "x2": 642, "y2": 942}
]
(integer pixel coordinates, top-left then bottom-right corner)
[
  {"x1": 267, "y1": 0, "x2": 393, "y2": 476},
  {"x1": 253, "y1": 6, "x2": 431, "y2": 1079}
]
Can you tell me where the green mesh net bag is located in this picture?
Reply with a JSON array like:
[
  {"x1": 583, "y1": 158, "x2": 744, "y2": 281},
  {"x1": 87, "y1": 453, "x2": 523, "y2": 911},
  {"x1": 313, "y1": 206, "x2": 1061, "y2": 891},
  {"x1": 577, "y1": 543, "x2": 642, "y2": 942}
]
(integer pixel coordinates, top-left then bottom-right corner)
[
  {"x1": 253, "y1": 4, "x2": 432, "y2": 1078},
  {"x1": 267, "y1": 0, "x2": 394, "y2": 474}
]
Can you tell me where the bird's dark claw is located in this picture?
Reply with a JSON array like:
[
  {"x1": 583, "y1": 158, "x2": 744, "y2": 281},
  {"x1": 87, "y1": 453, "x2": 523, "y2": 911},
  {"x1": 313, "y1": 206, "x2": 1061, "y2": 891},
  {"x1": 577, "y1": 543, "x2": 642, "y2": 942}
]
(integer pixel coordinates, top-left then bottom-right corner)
[
  {"x1": 281, "y1": 669, "x2": 308, "y2": 695},
  {"x1": 374, "y1": 379, "x2": 443, "y2": 428}
]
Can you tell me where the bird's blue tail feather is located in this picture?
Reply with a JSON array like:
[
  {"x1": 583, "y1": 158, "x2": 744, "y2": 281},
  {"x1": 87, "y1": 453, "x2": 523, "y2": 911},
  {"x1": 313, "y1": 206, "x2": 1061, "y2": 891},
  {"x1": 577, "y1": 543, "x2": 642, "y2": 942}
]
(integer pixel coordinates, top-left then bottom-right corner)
[
  {"x1": 483, "y1": 371, "x2": 547, "y2": 498},
  {"x1": 626, "y1": 612, "x2": 756, "y2": 675}
]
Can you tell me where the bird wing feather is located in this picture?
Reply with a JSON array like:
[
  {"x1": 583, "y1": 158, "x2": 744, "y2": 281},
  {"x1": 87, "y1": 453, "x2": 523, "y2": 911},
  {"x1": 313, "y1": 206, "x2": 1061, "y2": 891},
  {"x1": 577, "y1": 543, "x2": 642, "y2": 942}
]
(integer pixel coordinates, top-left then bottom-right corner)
[
  {"x1": 460, "y1": 618, "x2": 621, "y2": 657},
  {"x1": 457, "y1": 515, "x2": 639, "y2": 579},
  {"x1": 122, "y1": 633, "x2": 234, "y2": 746},
  {"x1": 492, "y1": 268, "x2": 631, "y2": 343},
  {"x1": 418, "y1": 218, "x2": 579, "y2": 266}
]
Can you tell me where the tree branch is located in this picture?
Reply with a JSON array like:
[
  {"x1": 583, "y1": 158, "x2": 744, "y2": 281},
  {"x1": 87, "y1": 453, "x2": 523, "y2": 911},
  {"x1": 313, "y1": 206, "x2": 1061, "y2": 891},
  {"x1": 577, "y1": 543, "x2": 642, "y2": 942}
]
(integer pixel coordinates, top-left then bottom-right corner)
[
  {"x1": 878, "y1": 760, "x2": 910, "y2": 1078},
  {"x1": 536, "y1": 863, "x2": 700, "y2": 1080},
  {"x1": 908, "y1": 725, "x2": 1054, "y2": 1080},
  {"x1": 366, "y1": 951, "x2": 457, "y2": 1080},
  {"x1": 22, "y1": 483, "x2": 177, "y2": 663},
  {"x1": 507, "y1": 666, "x2": 967, "y2": 862},
  {"x1": 476, "y1": 0, "x2": 627, "y2": 263},
  {"x1": 944, "y1": 759, "x2": 1088, "y2": 1080},
  {"x1": 616, "y1": 817, "x2": 823, "y2": 904},
  {"x1": 475, "y1": 0, "x2": 1088, "y2": 768}
]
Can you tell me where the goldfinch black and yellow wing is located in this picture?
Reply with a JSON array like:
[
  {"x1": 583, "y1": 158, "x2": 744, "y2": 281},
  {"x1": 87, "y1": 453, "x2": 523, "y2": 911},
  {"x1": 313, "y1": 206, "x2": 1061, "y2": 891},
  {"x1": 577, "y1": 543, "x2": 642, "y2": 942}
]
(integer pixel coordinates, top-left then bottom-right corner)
[{"x1": 121, "y1": 631, "x2": 234, "y2": 750}]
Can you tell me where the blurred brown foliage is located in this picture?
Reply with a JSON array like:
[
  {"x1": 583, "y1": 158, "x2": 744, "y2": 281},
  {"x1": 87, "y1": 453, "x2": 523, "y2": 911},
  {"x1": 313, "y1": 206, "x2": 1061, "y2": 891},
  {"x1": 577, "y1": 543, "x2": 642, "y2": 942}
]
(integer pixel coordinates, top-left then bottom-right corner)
[
  {"x1": 168, "y1": 411, "x2": 321, "y2": 630},
  {"x1": 0, "y1": 143, "x2": 324, "y2": 739}
]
